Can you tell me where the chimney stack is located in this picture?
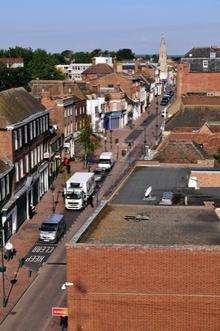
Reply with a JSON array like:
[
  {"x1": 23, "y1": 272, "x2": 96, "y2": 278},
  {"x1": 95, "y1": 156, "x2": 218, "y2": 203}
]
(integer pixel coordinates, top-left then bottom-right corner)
[{"x1": 113, "y1": 57, "x2": 118, "y2": 73}]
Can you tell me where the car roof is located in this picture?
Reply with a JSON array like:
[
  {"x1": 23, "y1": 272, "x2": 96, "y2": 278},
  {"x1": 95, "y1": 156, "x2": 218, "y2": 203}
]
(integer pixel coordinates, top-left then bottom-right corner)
[{"x1": 43, "y1": 214, "x2": 64, "y2": 224}]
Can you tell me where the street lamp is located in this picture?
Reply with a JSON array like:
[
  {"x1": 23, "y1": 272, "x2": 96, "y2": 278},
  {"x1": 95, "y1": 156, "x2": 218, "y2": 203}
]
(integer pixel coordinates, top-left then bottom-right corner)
[{"x1": 0, "y1": 226, "x2": 6, "y2": 307}]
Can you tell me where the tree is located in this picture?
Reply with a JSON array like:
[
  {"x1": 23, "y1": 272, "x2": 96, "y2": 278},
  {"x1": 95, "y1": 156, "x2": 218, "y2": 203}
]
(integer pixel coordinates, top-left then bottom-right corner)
[
  {"x1": 73, "y1": 52, "x2": 92, "y2": 63},
  {"x1": 0, "y1": 63, "x2": 31, "y2": 91},
  {"x1": 78, "y1": 126, "x2": 101, "y2": 166},
  {"x1": 116, "y1": 48, "x2": 135, "y2": 61},
  {"x1": 27, "y1": 49, "x2": 65, "y2": 80}
]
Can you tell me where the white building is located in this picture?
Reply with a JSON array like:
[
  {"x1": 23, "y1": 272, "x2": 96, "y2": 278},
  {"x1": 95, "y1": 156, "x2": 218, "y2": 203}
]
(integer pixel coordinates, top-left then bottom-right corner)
[
  {"x1": 86, "y1": 95, "x2": 106, "y2": 132},
  {"x1": 56, "y1": 63, "x2": 92, "y2": 81},
  {"x1": 93, "y1": 56, "x2": 113, "y2": 66}
]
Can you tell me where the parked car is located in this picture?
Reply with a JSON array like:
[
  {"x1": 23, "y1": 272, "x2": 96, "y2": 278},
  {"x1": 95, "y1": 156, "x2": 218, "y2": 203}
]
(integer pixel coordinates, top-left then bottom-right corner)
[
  {"x1": 160, "y1": 97, "x2": 169, "y2": 106},
  {"x1": 94, "y1": 167, "x2": 106, "y2": 182},
  {"x1": 39, "y1": 214, "x2": 66, "y2": 243}
]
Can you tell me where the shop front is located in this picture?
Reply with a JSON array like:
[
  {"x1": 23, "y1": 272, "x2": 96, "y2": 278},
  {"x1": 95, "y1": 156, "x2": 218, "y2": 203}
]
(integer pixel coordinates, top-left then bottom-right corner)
[{"x1": 104, "y1": 111, "x2": 126, "y2": 130}]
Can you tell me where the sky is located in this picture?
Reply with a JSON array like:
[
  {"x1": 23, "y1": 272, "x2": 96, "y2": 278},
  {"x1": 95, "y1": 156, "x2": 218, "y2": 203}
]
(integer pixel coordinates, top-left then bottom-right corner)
[{"x1": 1, "y1": 0, "x2": 220, "y2": 55}]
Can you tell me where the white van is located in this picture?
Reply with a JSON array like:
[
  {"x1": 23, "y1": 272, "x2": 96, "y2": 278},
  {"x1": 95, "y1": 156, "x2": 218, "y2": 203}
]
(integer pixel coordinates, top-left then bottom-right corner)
[{"x1": 98, "y1": 152, "x2": 115, "y2": 171}]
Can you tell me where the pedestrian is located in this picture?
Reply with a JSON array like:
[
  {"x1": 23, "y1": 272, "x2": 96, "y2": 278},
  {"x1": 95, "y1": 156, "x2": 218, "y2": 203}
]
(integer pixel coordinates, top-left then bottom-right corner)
[
  {"x1": 88, "y1": 194, "x2": 94, "y2": 208},
  {"x1": 60, "y1": 316, "x2": 68, "y2": 331},
  {"x1": 66, "y1": 164, "x2": 71, "y2": 174}
]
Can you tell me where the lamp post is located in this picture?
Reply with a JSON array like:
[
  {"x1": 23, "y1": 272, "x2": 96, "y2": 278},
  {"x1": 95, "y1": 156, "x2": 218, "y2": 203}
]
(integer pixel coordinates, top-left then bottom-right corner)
[
  {"x1": 0, "y1": 226, "x2": 6, "y2": 307},
  {"x1": 110, "y1": 130, "x2": 113, "y2": 150}
]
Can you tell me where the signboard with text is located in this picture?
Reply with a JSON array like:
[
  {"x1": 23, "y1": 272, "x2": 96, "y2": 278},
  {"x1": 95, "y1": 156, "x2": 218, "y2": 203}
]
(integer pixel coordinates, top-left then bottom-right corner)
[{"x1": 52, "y1": 307, "x2": 68, "y2": 317}]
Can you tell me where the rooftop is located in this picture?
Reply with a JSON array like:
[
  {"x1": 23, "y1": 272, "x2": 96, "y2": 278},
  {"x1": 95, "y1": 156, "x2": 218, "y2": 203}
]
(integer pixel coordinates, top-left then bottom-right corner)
[
  {"x1": 182, "y1": 95, "x2": 220, "y2": 106},
  {"x1": 112, "y1": 166, "x2": 220, "y2": 207},
  {"x1": 154, "y1": 140, "x2": 208, "y2": 164},
  {"x1": 79, "y1": 204, "x2": 220, "y2": 246},
  {"x1": 166, "y1": 107, "x2": 220, "y2": 131},
  {"x1": 82, "y1": 63, "x2": 113, "y2": 75},
  {"x1": 0, "y1": 87, "x2": 46, "y2": 127}
]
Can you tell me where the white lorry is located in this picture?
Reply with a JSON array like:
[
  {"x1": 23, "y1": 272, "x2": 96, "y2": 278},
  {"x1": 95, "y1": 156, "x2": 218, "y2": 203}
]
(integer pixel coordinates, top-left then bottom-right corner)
[
  {"x1": 98, "y1": 152, "x2": 115, "y2": 171},
  {"x1": 64, "y1": 172, "x2": 96, "y2": 210}
]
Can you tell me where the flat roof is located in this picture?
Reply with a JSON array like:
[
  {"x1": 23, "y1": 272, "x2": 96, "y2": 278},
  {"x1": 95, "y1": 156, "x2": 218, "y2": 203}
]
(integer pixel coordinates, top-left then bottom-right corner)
[
  {"x1": 79, "y1": 204, "x2": 220, "y2": 246},
  {"x1": 112, "y1": 166, "x2": 220, "y2": 206}
]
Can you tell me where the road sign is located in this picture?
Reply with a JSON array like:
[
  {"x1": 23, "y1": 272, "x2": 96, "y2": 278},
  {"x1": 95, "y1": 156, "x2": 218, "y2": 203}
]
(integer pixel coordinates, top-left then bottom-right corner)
[{"x1": 52, "y1": 307, "x2": 68, "y2": 317}]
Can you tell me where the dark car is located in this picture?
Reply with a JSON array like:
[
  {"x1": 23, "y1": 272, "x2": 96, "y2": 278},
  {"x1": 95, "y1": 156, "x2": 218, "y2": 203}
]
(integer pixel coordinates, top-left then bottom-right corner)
[
  {"x1": 94, "y1": 168, "x2": 106, "y2": 182},
  {"x1": 160, "y1": 97, "x2": 169, "y2": 106}
]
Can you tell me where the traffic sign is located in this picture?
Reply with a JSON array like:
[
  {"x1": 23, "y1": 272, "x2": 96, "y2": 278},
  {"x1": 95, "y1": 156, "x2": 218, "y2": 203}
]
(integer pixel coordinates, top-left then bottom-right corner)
[{"x1": 52, "y1": 307, "x2": 68, "y2": 316}]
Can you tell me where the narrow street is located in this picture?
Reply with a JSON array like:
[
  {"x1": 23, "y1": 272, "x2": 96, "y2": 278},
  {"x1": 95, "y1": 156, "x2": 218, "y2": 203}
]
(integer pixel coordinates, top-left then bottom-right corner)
[{"x1": 0, "y1": 97, "x2": 165, "y2": 331}]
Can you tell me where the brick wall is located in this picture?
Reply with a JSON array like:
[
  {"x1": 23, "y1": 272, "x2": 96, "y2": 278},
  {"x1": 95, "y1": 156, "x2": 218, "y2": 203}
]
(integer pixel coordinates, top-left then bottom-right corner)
[
  {"x1": 177, "y1": 63, "x2": 220, "y2": 96},
  {"x1": 67, "y1": 245, "x2": 220, "y2": 331},
  {"x1": 0, "y1": 130, "x2": 13, "y2": 161}
]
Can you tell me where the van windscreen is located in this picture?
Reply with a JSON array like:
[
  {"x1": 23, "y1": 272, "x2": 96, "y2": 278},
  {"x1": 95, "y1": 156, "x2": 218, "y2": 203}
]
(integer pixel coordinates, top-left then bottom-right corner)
[
  {"x1": 41, "y1": 223, "x2": 57, "y2": 231},
  {"x1": 99, "y1": 159, "x2": 111, "y2": 164}
]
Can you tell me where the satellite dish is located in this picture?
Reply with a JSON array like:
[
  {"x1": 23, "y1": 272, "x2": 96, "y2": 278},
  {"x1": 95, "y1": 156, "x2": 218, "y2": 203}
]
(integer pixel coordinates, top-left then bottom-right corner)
[{"x1": 145, "y1": 186, "x2": 152, "y2": 198}]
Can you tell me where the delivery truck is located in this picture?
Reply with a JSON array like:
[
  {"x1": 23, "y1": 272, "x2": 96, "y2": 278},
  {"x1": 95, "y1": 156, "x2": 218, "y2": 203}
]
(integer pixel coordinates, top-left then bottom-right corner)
[{"x1": 64, "y1": 172, "x2": 96, "y2": 210}]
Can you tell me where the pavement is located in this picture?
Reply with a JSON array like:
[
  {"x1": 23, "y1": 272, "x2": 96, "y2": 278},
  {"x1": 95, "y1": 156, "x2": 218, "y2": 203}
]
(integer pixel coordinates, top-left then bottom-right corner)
[{"x1": 0, "y1": 97, "x2": 163, "y2": 331}]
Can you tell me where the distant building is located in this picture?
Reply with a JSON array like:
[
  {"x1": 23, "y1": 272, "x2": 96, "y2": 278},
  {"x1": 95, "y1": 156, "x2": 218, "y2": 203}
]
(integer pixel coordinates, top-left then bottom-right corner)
[
  {"x1": 56, "y1": 63, "x2": 92, "y2": 81},
  {"x1": 82, "y1": 63, "x2": 114, "y2": 82},
  {"x1": 0, "y1": 57, "x2": 24, "y2": 68},
  {"x1": 177, "y1": 46, "x2": 220, "y2": 96},
  {"x1": 93, "y1": 56, "x2": 113, "y2": 66}
]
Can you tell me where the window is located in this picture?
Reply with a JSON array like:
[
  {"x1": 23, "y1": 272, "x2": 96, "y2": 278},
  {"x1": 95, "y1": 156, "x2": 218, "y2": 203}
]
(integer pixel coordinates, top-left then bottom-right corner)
[
  {"x1": 13, "y1": 131, "x2": 18, "y2": 150},
  {"x1": 37, "y1": 146, "x2": 41, "y2": 163},
  {"x1": 20, "y1": 159, "x2": 24, "y2": 178},
  {"x1": 30, "y1": 122, "x2": 33, "y2": 140},
  {"x1": 31, "y1": 151, "x2": 34, "y2": 168},
  {"x1": 203, "y1": 60, "x2": 209, "y2": 69},
  {"x1": 6, "y1": 175, "x2": 9, "y2": 195},
  {"x1": 43, "y1": 117, "x2": 46, "y2": 132},
  {"x1": 25, "y1": 154, "x2": 29, "y2": 173},
  {"x1": 34, "y1": 148, "x2": 37, "y2": 166},
  {"x1": 40, "y1": 144, "x2": 43, "y2": 161},
  {"x1": 15, "y1": 162, "x2": 19, "y2": 182},
  {"x1": 18, "y1": 128, "x2": 22, "y2": 148},
  {"x1": 1, "y1": 178, "x2": 5, "y2": 199},
  {"x1": 45, "y1": 116, "x2": 49, "y2": 130},
  {"x1": 33, "y1": 121, "x2": 36, "y2": 138},
  {"x1": 40, "y1": 118, "x2": 43, "y2": 134},
  {"x1": 24, "y1": 125, "x2": 28, "y2": 143}
]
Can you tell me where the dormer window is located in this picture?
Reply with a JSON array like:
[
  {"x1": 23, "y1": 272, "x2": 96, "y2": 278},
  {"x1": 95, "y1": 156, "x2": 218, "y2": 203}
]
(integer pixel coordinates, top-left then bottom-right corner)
[
  {"x1": 203, "y1": 60, "x2": 209, "y2": 69},
  {"x1": 210, "y1": 52, "x2": 216, "y2": 59}
]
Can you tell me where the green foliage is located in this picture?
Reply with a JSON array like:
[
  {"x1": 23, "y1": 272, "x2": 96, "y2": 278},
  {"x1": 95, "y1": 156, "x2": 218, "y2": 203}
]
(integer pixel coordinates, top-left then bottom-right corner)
[
  {"x1": 78, "y1": 126, "x2": 101, "y2": 159},
  {"x1": 214, "y1": 152, "x2": 220, "y2": 163},
  {"x1": 73, "y1": 52, "x2": 92, "y2": 63},
  {"x1": 0, "y1": 63, "x2": 31, "y2": 91},
  {"x1": 27, "y1": 49, "x2": 65, "y2": 80},
  {"x1": 116, "y1": 48, "x2": 135, "y2": 61}
]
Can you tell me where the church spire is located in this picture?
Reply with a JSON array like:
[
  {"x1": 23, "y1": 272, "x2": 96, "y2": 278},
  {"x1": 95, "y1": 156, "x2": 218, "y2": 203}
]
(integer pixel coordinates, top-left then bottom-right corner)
[{"x1": 159, "y1": 34, "x2": 168, "y2": 79}]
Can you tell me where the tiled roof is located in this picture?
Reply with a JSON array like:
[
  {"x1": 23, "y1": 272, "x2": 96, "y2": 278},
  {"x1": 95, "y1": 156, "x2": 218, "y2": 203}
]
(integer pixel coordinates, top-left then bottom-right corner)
[
  {"x1": 184, "y1": 47, "x2": 220, "y2": 58},
  {"x1": 206, "y1": 121, "x2": 220, "y2": 133},
  {"x1": 182, "y1": 96, "x2": 220, "y2": 106},
  {"x1": 0, "y1": 87, "x2": 46, "y2": 128},
  {"x1": 154, "y1": 140, "x2": 208, "y2": 164},
  {"x1": 82, "y1": 63, "x2": 113, "y2": 75},
  {"x1": 0, "y1": 57, "x2": 24, "y2": 64},
  {"x1": 166, "y1": 107, "x2": 220, "y2": 131}
]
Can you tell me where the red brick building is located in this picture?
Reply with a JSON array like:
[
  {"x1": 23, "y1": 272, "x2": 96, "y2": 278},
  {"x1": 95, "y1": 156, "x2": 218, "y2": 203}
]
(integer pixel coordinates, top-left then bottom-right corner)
[
  {"x1": 177, "y1": 47, "x2": 220, "y2": 96},
  {"x1": 66, "y1": 164, "x2": 220, "y2": 331}
]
